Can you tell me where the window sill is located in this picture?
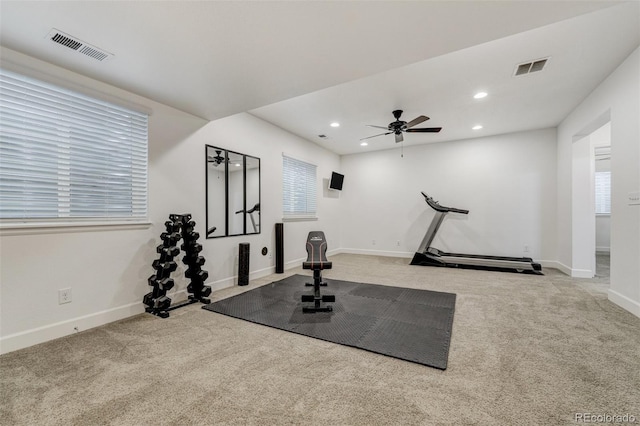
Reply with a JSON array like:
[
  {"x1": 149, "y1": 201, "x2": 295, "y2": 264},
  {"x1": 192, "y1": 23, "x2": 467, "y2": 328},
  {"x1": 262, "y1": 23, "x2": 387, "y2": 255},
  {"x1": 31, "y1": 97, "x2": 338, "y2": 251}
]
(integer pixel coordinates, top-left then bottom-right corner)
[
  {"x1": 282, "y1": 216, "x2": 318, "y2": 222},
  {"x1": 0, "y1": 220, "x2": 152, "y2": 236}
]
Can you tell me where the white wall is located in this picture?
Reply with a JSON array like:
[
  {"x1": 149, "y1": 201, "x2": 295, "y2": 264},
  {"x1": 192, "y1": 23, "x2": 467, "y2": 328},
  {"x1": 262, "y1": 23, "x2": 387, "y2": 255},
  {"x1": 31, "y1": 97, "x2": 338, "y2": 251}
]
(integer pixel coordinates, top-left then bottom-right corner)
[
  {"x1": 0, "y1": 49, "x2": 341, "y2": 353},
  {"x1": 189, "y1": 112, "x2": 342, "y2": 285},
  {"x1": 340, "y1": 128, "x2": 558, "y2": 264},
  {"x1": 0, "y1": 48, "x2": 208, "y2": 353},
  {"x1": 571, "y1": 135, "x2": 596, "y2": 276},
  {"x1": 557, "y1": 47, "x2": 640, "y2": 317}
]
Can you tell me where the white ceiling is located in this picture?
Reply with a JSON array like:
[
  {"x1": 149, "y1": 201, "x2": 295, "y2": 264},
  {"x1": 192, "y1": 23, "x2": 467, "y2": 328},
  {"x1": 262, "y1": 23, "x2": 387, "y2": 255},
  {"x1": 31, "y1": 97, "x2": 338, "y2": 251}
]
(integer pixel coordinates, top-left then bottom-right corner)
[{"x1": 1, "y1": 1, "x2": 638, "y2": 155}]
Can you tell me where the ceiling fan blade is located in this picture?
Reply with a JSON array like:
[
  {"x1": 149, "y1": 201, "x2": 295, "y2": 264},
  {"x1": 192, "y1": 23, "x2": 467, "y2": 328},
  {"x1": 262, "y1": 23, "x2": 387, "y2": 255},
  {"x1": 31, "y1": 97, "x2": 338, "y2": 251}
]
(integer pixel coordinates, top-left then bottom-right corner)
[
  {"x1": 366, "y1": 125, "x2": 389, "y2": 130},
  {"x1": 360, "y1": 132, "x2": 392, "y2": 141},
  {"x1": 395, "y1": 132, "x2": 403, "y2": 143},
  {"x1": 404, "y1": 115, "x2": 429, "y2": 129},
  {"x1": 405, "y1": 127, "x2": 442, "y2": 133}
]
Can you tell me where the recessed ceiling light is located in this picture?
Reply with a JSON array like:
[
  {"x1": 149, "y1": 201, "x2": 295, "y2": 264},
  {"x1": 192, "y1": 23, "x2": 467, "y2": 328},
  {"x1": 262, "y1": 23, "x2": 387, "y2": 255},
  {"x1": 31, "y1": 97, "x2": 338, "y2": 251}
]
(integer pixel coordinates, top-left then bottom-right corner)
[
  {"x1": 235, "y1": 163, "x2": 241, "y2": 167},
  {"x1": 474, "y1": 92, "x2": 488, "y2": 99},
  {"x1": 472, "y1": 125, "x2": 483, "y2": 130},
  {"x1": 360, "y1": 141, "x2": 368, "y2": 146},
  {"x1": 330, "y1": 122, "x2": 340, "y2": 127}
]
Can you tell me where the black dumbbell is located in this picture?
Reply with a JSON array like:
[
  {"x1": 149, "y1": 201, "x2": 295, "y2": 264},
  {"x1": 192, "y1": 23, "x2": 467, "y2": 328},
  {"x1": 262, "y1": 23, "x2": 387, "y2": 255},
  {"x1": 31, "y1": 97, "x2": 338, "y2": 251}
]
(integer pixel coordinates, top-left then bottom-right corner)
[
  {"x1": 184, "y1": 231, "x2": 200, "y2": 241},
  {"x1": 154, "y1": 296, "x2": 171, "y2": 310},
  {"x1": 201, "y1": 286, "x2": 212, "y2": 297},
  {"x1": 156, "y1": 245, "x2": 180, "y2": 257},
  {"x1": 160, "y1": 232, "x2": 181, "y2": 243},
  {"x1": 185, "y1": 269, "x2": 208, "y2": 281},
  {"x1": 180, "y1": 242, "x2": 202, "y2": 253},
  {"x1": 149, "y1": 276, "x2": 175, "y2": 291},
  {"x1": 152, "y1": 260, "x2": 177, "y2": 272},
  {"x1": 182, "y1": 255, "x2": 205, "y2": 266},
  {"x1": 164, "y1": 221, "x2": 180, "y2": 233},
  {"x1": 143, "y1": 292, "x2": 154, "y2": 307}
]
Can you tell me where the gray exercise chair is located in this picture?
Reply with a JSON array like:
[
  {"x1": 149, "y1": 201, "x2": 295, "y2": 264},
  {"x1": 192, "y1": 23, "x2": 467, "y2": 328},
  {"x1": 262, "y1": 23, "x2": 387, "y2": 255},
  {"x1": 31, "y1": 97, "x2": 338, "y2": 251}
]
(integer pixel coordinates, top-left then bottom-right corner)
[{"x1": 301, "y1": 231, "x2": 335, "y2": 313}]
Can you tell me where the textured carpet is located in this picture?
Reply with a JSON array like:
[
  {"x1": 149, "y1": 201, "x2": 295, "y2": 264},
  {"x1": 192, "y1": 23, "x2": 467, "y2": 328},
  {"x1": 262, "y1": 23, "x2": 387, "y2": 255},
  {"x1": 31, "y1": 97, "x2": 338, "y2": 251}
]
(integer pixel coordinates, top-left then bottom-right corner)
[
  {"x1": 203, "y1": 274, "x2": 456, "y2": 369},
  {"x1": 1, "y1": 254, "x2": 639, "y2": 425}
]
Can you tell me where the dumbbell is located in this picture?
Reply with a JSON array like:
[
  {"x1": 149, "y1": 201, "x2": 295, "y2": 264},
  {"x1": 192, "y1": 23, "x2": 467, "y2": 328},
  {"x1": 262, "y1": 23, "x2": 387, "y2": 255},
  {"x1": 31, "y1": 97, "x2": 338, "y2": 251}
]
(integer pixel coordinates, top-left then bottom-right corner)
[
  {"x1": 187, "y1": 283, "x2": 212, "y2": 298},
  {"x1": 185, "y1": 268, "x2": 208, "y2": 281},
  {"x1": 181, "y1": 220, "x2": 196, "y2": 229},
  {"x1": 182, "y1": 255, "x2": 205, "y2": 266},
  {"x1": 156, "y1": 245, "x2": 180, "y2": 257},
  {"x1": 148, "y1": 276, "x2": 175, "y2": 291},
  {"x1": 152, "y1": 260, "x2": 177, "y2": 273},
  {"x1": 153, "y1": 296, "x2": 171, "y2": 310},
  {"x1": 183, "y1": 231, "x2": 200, "y2": 241},
  {"x1": 164, "y1": 220, "x2": 180, "y2": 233},
  {"x1": 180, "y1": 242, "x2": 202, "y2": 253},
  {"x1": 160, "y1": 232, "x2": 181, "y2": 244},
  {"x1": 143, "y1": 292, "x2": 154, "y2": 307}
]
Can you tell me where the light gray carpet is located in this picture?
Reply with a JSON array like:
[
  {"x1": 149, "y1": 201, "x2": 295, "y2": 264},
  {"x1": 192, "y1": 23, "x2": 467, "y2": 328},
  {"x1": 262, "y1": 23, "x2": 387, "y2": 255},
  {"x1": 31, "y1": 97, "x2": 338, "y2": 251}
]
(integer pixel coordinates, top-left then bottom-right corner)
[{"x1": 1, "y1": 253, "x2": 639, "y2": 425}]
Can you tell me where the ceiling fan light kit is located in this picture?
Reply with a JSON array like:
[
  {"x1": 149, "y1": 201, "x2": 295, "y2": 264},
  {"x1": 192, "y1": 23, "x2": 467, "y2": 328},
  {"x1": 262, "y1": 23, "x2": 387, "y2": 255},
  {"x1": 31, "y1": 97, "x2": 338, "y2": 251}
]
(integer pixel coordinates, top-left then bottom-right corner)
[{"x1": 362, "y1": 110, "x2": 442, "y2": 143}]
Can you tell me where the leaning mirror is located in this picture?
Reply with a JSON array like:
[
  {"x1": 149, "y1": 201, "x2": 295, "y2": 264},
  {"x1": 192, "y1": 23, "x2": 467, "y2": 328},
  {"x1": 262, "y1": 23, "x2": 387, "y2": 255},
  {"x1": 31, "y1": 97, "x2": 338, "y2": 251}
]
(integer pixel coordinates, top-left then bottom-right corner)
[
  {"x1": 245, "y1": 155, "x2": 260, "y2": 234},
  {"x1": 206, "y1": 145, "x2": 260, "y2": 238}
]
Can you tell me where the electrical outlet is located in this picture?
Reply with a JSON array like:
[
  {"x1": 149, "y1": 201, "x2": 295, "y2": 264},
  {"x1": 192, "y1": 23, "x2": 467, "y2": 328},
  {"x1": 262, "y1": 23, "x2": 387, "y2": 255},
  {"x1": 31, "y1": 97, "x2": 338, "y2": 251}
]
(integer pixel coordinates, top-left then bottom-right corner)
[
  {"x1": 397, "y1": 240, "x2": 401, "y2": 246},
  {"x1": 629, "y1": 191, "x2": 640, "y2": 206},
  {"x1": 372, "y1": 240, "x2": 376, "y2": 246},
  {"x1": 524, "y1": 245, "x2": 530, "y2": 253},
  {"x1": 58, "y1": 288, "x2": 72, "y2": 304}
]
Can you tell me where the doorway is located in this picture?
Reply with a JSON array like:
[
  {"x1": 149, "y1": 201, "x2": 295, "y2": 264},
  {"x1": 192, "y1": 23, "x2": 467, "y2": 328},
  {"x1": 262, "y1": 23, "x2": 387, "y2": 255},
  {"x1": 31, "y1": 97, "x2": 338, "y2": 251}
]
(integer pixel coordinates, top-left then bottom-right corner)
[
  {"x1": 592, "y1": 123, "x2": 611, "y2": 280},
  {"x1": 571, "y1": 113, "x2": 611, "y2": 280}
]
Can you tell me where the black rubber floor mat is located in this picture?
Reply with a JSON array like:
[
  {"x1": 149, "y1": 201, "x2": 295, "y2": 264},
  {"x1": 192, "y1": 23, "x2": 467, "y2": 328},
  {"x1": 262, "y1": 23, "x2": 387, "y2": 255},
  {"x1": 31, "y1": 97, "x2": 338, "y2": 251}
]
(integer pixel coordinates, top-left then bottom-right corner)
[{"x1": 202, "y1": 274, "x2": 456, "y2": 369}]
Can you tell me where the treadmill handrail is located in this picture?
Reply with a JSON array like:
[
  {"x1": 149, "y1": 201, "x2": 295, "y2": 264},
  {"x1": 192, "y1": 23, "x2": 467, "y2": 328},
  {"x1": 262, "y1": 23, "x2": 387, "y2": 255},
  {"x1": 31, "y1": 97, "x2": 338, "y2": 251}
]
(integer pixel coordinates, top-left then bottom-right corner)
[{"x1": 421, "y1": 192, "x2": 469, "y2": 215}]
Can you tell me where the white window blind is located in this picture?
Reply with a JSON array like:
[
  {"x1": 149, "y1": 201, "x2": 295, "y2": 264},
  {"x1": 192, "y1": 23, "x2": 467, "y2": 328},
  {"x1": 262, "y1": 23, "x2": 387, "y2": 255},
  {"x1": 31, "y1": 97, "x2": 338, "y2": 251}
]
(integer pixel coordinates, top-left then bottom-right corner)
[
  {"x1": 595, "y1": 171, "x2": 611, "y2": 214},
  {"x1": 0, "y1": 68, "x2": 148, "y2": 222},
  {"x1": 282, "y1": 155, "x2": 316, "y2": 218}
]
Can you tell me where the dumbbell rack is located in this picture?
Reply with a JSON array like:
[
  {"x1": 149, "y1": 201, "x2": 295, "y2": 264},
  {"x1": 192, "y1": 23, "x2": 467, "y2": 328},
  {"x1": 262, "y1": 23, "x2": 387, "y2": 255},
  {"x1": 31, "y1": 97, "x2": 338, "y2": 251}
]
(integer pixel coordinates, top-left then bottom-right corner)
[{"x1": 143, "y1": 213, "x2": 212, "y2": 318}]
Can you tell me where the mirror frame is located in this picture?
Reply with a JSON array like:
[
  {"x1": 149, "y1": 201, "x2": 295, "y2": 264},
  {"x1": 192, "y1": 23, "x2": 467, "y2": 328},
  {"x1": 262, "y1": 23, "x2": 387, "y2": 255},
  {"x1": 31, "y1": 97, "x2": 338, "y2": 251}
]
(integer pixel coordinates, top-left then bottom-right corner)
[{"x1": 205, "y1": 144, "x2": 260, "y2": 238}]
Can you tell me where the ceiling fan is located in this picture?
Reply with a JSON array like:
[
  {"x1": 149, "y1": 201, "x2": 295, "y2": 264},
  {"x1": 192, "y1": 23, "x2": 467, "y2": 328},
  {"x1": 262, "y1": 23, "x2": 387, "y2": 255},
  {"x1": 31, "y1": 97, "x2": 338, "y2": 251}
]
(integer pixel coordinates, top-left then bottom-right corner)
[
  {"x1": 207, "y1": 149, "x2": 226, "y2": 166},
  {"x1": 361, "y1": 110, "x2": 442, "y2": 143}
]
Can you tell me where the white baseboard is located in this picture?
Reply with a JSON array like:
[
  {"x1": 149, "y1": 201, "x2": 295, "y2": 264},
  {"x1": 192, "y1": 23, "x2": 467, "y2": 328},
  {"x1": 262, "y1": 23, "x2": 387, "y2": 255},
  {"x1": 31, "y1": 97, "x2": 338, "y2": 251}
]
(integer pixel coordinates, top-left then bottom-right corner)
[
  {"x1": 547, "y1": 260, "x2": 594, "y2": 278},
  {"x1": 2, "y1": 251, "x2": 628, "y2": 355},
  {"x1": 339, "y1": 248, "x2": 414, "y2": 258},
  {"x1": 0, "y1": 263, "x2": 304, "y2": 355},
  {"x1": 571, "y1": 268, "x2": 595, "y2": 278},
  {"x1": 608, "y1": 289, "x2": 640, "y2": 319},
  {"x1": 0, "y1": 302, "x2": 145, "y2": 355}
]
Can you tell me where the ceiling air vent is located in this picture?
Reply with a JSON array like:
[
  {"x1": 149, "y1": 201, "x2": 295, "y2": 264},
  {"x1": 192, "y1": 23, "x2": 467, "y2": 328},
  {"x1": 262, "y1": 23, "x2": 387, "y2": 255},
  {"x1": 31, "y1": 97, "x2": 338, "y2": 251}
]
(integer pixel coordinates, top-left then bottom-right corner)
[
  {"x1": 46, "y1": 29, "x2": 114, "y2": 62},
  {"x1": 514, "y1": 57, "x2": 549, "y2": 76}
]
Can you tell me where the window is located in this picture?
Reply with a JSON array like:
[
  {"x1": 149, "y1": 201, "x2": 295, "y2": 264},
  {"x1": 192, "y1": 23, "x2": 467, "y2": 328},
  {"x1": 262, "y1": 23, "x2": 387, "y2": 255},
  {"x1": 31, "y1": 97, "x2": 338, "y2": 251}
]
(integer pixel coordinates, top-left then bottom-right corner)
[
  {"x1": 0, "y1": 68, "x2": 148, "y2": 223},
  {"x1": 282, "y1": 154, "x2": 316, "y2": 219},
  {"x1": 595, "y1": 171, "x2": 611, "y2": 214}
]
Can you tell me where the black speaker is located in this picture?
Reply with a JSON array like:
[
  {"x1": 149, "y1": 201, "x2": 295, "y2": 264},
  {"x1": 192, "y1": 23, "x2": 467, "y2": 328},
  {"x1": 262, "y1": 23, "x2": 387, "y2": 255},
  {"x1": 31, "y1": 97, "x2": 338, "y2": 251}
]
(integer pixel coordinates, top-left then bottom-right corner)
[
  {"x1": 238, "y1": 242, "x2": 250, "y2": 286},
  {"x1": 275, "y1": 222, "x2": 284, "y2": 274}
]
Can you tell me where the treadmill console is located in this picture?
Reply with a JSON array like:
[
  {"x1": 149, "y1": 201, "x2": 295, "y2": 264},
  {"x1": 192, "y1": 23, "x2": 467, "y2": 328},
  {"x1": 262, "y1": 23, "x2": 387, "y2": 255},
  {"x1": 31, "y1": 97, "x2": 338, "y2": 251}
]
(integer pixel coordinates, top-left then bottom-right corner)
[{"x1": 420, "y1": 192, "x2": 469, "y2": 215}]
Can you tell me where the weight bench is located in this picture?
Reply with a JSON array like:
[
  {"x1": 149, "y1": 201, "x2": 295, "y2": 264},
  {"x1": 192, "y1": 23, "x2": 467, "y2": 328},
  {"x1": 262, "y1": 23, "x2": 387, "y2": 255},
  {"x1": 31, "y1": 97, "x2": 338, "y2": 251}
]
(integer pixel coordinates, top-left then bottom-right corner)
[{"x1": 302, "y1": 231, "x2": 335, "y2": 313}]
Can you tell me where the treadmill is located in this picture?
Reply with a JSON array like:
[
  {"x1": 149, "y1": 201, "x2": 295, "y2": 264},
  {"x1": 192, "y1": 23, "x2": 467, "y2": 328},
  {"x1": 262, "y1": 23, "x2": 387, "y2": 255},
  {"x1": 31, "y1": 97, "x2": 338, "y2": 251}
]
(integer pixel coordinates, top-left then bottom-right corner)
[{"x1": 410, "y1": 192, "x2": 543, "y2": 275}]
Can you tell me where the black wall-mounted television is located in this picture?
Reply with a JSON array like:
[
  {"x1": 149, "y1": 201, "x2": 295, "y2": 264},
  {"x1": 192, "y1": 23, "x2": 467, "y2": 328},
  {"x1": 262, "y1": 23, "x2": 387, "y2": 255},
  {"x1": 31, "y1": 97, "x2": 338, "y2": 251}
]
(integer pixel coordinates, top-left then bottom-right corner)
[{"x1": 329, "y1": 171, "x2": 344, "y2": 191}]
